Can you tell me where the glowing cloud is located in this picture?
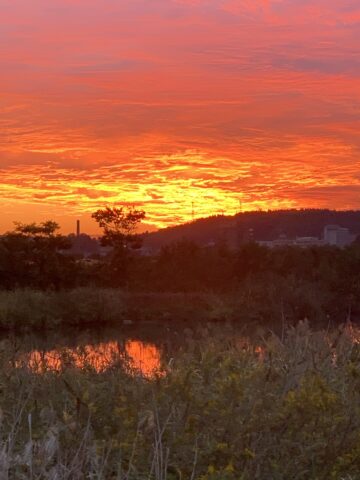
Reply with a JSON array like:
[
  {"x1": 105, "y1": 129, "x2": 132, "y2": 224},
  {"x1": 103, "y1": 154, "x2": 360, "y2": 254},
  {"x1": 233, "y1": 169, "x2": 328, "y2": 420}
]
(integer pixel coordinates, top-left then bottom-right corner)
[{"x1": 1, "y1": 0, "x2": 359, "y2": 232}]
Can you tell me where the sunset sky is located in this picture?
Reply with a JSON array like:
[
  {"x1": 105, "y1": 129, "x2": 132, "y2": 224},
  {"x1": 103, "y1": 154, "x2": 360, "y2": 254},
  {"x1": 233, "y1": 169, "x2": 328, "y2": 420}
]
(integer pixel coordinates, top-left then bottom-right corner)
[{"x1": 1, "y1": 0, "x2": 360, "y2": 233}]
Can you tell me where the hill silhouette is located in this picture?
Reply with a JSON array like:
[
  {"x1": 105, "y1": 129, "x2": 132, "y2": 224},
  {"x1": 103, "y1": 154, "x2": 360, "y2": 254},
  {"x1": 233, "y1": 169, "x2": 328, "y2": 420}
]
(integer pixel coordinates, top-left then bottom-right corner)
[{"x1": 143, "y1": 209, "x2": 360, "y2": 249}]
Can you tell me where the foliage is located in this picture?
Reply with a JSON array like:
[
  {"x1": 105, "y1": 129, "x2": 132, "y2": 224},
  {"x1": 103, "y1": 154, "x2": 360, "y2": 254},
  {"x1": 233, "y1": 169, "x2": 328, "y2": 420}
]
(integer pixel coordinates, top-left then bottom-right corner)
[
  {"x1": 0, "y1": 221, "x2": 72, "y2": 289},
  {"x1": 2, "y1": 323, "x2": 360, "y2": 478},
  {"x1": 92, "y1": 206, "x2": 145, "y2": 248},
  {"x1": 91, "y1": 206, "x2": 146, "y2": 286},
  {"x1": 0, "y1": 289, "x2": 237, "y2": 331},
  {"x1": 3, "y1": 214, "x2": 360, "y2": 324}
]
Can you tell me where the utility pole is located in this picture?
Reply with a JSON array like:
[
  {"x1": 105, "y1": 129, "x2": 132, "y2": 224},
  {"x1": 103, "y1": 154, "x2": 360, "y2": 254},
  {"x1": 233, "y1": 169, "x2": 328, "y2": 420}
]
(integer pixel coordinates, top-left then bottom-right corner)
[{"x1": 191, "y1": 202, "x2": 195, "y2": 222}]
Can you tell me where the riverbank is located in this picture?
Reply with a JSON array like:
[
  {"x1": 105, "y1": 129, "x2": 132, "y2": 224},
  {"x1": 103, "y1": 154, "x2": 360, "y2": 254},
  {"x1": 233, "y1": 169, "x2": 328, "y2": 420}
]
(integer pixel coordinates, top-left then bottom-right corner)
[
  {"x1": 0, "y1": 322, "x2": 359, "y2": 479},
  {"x1": 0, "y1": 288, "x2": 239, "y2": 332},
  {"x1": 0, "y1": 282, "x2": 350, "y2": 332}
]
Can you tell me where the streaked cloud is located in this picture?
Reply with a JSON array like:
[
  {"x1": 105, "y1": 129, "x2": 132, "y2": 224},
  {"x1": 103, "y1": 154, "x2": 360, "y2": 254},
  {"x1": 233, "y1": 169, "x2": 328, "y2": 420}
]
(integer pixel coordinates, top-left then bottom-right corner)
[{"x1": 0, "y1": 0, "x2": 359, "y2": 232}]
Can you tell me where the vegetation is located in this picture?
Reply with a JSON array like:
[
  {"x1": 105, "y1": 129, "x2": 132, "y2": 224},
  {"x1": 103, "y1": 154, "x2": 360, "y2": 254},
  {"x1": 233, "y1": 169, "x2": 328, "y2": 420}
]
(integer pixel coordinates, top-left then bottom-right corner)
[
  {"x1": 92, "y1": 206, "x2": 146, "y2": 248},
  {"x1": 0, "y1": 270, "x2": 355, "y2": 331},
  {"x1": 2, "y1": 210, "x2": 360, "y2": 328},
  {"x1": 91, "y1": 206, "x2": 145, "y2": 287},
  {"x1": 1, "y1": 322, "x2": 360, "y2": 478},
  {"x1": 1, "y1": 210, "x2": 360, "y2": 478},
  {"x1": 0, "y1": 221, "x2": 72, "y2": 290},
  {"x1": 0, "y1": 289, "x2": 233, "y2": 331}
]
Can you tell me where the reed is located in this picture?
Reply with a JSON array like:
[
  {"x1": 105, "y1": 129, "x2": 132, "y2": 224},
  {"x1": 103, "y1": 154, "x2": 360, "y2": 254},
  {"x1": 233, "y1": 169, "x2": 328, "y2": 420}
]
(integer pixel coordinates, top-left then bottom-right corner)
[
  {"x1": 0, "y1": 280, "x2": 337, "y2": 332},
  {"x1": 0, "y1": 289, "x2": 238, "y2": 331},
  {"x1": 0, "y1": 322, "x2": 360, "y2": 478}
]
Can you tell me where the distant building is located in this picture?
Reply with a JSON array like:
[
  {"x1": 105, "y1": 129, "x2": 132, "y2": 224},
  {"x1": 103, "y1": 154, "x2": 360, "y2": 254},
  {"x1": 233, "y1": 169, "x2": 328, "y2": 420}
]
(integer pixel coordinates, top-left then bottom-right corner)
[
  {"x1": 258, "y1": 234, "x2": 294, "y2": 248},
  {"x1": 257, "y1": 225, "x2": 356, "y2": 249},
  {"x1": 295, "y1": 237, "x2": 324, "y2": 248},
  {"x1": 323, "y1": 225, "x2": 355, "y2": 247},
  {"x1": 258, "y1": 235, "x2": 324, "y2": 248}
]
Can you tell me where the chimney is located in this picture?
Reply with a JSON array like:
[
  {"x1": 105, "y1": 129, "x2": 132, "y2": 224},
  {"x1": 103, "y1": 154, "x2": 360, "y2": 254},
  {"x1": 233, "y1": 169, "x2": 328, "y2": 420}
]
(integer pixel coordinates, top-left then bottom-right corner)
[{"x1": 76, "y1": 220, "x2": 80, "y2": 237}]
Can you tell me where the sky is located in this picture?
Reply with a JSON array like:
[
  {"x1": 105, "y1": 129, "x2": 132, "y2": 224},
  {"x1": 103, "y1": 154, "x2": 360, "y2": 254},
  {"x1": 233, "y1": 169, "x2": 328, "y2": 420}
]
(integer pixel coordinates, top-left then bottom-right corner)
[{"x1": 1, "y1": 0, "x2": 360, "y2": 233}]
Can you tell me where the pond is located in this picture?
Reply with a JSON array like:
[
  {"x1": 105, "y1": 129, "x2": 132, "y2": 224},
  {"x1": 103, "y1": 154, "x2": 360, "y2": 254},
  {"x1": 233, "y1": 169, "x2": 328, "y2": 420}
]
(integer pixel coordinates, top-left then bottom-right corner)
[
  {"x1": 8, "y1": 325, "x2": 176, "y2": 378},
  {"x1": 5, "y1": 321, "x2": 359, "y2": 378},
  {"x1": 7, "y1": 323, "x2": 242, "y2": 378}
]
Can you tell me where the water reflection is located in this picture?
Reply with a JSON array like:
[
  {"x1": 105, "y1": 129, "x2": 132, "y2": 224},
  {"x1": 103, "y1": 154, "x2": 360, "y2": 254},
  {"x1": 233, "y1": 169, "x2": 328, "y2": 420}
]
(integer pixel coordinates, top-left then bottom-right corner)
[
  {"x1": 10, "y1": 322, "x2": 360, "y2": 380},
  {"x1": 16, "y1": 339, "x2": 163, "y2": 378},
  {"x1": 125, "y1": 340, "x2": 164, "y2": 377}
]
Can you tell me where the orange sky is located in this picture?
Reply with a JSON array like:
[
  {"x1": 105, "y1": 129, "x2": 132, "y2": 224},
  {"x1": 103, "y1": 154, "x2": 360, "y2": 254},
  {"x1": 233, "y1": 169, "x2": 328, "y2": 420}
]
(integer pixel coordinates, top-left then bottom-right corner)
[{"x1": 1, "y1": 0, "x2": 360, "y2": 234}]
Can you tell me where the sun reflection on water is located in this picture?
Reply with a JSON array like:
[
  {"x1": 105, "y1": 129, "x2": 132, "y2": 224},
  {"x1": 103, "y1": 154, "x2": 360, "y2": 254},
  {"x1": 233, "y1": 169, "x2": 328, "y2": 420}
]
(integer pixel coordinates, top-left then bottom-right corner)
[{"x1": 16, "y1": 340, "x2": 163, "y2": 378}]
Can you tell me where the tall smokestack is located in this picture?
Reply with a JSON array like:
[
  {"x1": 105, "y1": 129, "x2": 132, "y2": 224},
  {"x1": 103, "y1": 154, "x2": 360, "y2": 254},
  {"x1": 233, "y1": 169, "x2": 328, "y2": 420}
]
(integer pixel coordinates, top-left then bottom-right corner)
[{"x1": 76, "y1": 220, "x2": 80, "y2": 237}]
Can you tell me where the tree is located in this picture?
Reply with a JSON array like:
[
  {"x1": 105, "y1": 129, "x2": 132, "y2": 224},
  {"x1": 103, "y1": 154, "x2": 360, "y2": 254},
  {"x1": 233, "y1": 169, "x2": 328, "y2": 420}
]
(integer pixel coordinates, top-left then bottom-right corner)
[
  {"x1": 0, "y1": 220, "x2": 72, "y2": 289},
  {"x1": 13, "y1": 220, "x2": 61, "y2": 238},
  {"x1": 92, "y1": 206, "x2": 145, "y2": 248},
  {"x1": 92, "y1": 206, "x2": 146, "y2": 286},
  {"x1": 234, "y1": 243, "x2": 270, "y2": 280}
]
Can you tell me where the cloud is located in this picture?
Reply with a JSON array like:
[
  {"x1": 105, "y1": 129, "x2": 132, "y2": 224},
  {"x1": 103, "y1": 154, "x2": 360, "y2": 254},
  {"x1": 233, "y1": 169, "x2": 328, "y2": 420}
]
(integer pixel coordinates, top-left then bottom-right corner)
[{"x1": 0, "y1": 0, "x2": 359, "y2": 232}]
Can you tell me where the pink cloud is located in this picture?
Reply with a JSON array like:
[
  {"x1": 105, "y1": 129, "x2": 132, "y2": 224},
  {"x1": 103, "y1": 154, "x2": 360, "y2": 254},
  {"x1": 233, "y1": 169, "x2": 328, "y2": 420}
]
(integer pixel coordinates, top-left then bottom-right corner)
[{"x1": 0, "y1": 0, "x2": 359, "y2": 231}]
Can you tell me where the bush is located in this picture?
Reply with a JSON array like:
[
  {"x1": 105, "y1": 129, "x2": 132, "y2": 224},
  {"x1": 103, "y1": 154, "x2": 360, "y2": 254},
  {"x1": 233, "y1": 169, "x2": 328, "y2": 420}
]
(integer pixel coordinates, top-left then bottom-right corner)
[{"x1": 1, "y1": 322, "x2": 360, "y2": 478}]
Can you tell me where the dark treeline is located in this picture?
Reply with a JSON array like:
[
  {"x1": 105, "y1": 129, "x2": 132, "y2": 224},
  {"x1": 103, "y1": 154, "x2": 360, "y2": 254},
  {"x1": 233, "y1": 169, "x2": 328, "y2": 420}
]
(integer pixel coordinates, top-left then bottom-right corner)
[
  {"x1": 126, "y1": 241, "x2": 360, "y2": 324},
  {"x1": 1, "y1": 214, "x2": 360, "y2": 325}
]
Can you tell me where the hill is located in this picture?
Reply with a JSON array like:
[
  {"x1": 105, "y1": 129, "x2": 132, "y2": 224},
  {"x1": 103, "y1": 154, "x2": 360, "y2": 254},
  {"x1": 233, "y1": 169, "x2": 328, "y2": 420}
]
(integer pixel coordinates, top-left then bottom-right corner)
[{"x1": 143, "y1": 209, "x2": 360, "y2": 249}]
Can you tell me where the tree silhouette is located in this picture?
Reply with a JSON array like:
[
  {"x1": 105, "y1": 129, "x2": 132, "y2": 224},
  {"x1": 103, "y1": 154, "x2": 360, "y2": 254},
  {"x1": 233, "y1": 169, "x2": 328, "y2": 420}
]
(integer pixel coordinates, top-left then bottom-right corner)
[
  {"x1": 92, "y1": 206, "x2": 146, "y2": 286},
  {"x1": 92, "y1": 206, "x2": 145, "y2": 248},
  {"x1": 0, "y1": 221, "x2": 71, "y2": 289}
]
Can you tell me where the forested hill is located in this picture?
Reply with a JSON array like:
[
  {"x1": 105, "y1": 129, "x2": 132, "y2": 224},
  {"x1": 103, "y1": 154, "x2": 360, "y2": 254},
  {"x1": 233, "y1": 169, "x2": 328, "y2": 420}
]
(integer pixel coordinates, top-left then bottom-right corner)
[{"x1": 143, "y1": 209, "x2": 360, "y2": 249}]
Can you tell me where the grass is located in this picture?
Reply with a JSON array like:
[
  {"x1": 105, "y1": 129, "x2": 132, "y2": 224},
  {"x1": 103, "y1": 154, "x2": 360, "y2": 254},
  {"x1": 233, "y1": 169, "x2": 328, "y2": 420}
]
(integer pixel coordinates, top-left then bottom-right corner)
[
  {"x1": 0, "y1": 288, "x2": 240, "y2": 331},
  {"x1": 0, "y1": 288, "x2": 224, "y2": 330},
  {"x1": 0, "y1": 278, "x2": 340, "y2": 331},
  {"x1": 1, "y1": 321, "x2": 360, "y2": 478}
]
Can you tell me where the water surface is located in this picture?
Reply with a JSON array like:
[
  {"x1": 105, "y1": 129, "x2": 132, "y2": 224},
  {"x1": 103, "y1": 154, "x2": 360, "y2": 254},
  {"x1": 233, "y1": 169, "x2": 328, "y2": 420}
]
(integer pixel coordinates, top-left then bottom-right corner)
[{"x1": 8, "y1": 321, "x2": 358, "y2": 378}]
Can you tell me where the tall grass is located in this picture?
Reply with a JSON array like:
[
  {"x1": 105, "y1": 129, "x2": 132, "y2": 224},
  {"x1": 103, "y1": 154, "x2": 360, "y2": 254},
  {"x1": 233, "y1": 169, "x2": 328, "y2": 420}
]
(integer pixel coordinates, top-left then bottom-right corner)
[
  {"x1": 0, "y1": 288, "x2": 127, "y2": 330},
  {"x1": 0, "y1": 289, "x2": 240, "y2": 331},
  {"x1": 1, "y1": 322, "x2": 360, "y2": 478},
  {"x1": 0, "y1": 280, "x2": 337, "y2": 331}
]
